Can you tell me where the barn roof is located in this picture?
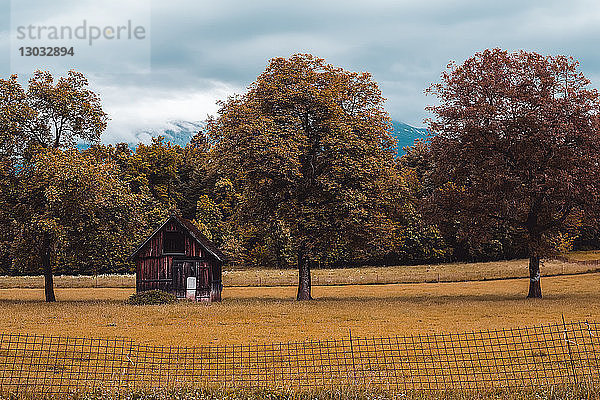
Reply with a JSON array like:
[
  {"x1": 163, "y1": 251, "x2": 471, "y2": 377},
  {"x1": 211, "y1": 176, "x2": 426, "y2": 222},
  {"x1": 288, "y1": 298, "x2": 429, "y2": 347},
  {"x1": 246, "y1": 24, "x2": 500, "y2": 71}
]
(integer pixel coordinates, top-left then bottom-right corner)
[{"x1": 129, "y1": 215, "x2": 227, "y2": 262}]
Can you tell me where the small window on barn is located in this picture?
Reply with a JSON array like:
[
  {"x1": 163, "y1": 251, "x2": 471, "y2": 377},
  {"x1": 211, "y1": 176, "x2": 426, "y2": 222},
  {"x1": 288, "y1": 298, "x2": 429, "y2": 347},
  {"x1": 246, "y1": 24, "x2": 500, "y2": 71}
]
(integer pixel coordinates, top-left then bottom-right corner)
[{"x1": 163, "y1": 231, "x2": 185, "y2": 254}]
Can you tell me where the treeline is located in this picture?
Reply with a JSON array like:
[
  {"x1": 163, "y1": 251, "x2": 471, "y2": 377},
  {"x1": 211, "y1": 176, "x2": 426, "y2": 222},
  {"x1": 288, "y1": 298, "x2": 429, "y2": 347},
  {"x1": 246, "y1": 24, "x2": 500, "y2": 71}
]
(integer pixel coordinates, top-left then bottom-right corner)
[
  {"x1": 1, "y1": 135, "x2": 451, "y2": 276},
  {"x1": 1, "y1": 51, "x2": 600, "y2": 301}
]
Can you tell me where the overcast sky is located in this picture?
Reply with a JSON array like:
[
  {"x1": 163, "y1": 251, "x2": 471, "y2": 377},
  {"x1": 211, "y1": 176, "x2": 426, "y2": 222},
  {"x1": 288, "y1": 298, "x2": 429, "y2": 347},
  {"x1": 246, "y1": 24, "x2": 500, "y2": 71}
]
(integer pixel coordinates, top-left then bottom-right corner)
[{"x1": 1, "y1": 0, "x2": 600, "y2": 143}]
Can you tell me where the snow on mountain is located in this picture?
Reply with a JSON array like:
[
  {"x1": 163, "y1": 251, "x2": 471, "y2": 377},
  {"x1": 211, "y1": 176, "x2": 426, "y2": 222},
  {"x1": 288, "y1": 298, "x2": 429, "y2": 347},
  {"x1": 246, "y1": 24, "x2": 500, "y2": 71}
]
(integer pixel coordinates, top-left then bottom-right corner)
[
  {"x1": 133, "y1": 120, "x2": 206, "y2": 147},
  {"x1": 390, "y1": 121, "x2": 429, "y2": 155}
]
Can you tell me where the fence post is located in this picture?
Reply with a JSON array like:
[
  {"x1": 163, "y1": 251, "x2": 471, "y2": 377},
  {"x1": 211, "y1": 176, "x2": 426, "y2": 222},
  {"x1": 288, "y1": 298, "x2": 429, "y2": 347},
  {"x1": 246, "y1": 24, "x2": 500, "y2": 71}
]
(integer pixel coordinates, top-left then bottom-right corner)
[{"x1": 562, "y1": 315, "x2": 578, "y2": 385}]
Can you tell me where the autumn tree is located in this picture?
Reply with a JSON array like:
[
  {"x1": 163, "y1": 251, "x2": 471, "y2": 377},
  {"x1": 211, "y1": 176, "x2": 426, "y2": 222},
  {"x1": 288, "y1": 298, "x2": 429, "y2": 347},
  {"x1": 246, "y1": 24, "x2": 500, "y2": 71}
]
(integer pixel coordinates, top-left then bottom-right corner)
[
  {"x1": 426, "y1": 49, "x2": 600, "y2": 298},
  {"x1": 177, "y1": 131, "x2": 213, "y2": 220},
  {"x1": 401, "y1": 140, "x2": 527, "y2": 262},
  {"x1": 208, "y1": 54, "x2": 397, "y2": 300},
  {"x1": 0, "y1": 70, "x2": 108, "y2": 301},
  {"x1": 0, "y1": 158, "x2": 16, "y2": 273},
  {"x1": 0, "y1": 77, "x2": 23, "y2": 272},
  {"x1": 83, "y1": 142, "x2": 171, "y2": 231},
  {"x1": 12, "y1": 150, "x2": 147, "y2": 298},
  {"x1": 383, "y1": 162, "x2": 448, "y2": 265},
  {"x1": 20, "y1": 70, "x2": 107, "y2": 150},
  {"x1": 127, "y1": 136, "x2": 183, "y2": 210}
]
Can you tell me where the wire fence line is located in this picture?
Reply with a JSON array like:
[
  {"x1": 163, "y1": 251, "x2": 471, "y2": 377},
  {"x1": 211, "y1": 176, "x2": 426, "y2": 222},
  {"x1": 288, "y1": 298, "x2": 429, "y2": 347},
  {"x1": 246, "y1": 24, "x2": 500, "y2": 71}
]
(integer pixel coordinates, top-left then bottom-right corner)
[{"x1": 0, "y1": 320, "x2": 599, "y2": 396}]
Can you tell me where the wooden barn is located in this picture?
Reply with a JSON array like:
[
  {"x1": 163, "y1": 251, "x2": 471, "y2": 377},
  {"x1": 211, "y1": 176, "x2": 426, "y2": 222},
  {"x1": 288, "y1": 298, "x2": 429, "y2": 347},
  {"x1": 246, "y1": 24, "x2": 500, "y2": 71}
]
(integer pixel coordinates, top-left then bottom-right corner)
[{"x1": 129, "y1": 215, "x2": 226, "y2": 302}]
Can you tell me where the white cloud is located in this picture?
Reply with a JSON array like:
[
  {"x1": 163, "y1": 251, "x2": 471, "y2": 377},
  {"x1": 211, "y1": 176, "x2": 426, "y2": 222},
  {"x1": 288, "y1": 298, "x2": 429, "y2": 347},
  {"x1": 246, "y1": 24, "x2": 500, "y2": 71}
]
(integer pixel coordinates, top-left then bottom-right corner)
[{"x1": 95, "y1": 80, "x2": 238, "y2": 143}]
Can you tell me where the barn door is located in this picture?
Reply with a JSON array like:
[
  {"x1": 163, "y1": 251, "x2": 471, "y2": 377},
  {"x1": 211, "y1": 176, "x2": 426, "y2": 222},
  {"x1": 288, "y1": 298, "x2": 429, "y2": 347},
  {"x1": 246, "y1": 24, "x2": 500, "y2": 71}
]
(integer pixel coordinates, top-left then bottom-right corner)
[
  {"x1": 174, "y1": 261, "x2": 209, "y2": 299},
  {"x1": 173, "y1": 261, "x2": 185, "y2": 298},
  {"x1": 196, "y1": 262, "x2": 210, "y2": 298},
  {"x1": 173, "y1": 260, "x2": 197, "y2": 298}
]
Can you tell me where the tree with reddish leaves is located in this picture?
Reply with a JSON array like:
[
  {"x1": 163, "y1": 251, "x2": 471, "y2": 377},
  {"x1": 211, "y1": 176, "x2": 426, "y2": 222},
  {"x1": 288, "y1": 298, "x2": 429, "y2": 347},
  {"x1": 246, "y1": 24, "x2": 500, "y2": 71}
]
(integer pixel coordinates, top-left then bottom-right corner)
[{"x1": 426, "y1": 49, "x2": 600, "y2": 298}]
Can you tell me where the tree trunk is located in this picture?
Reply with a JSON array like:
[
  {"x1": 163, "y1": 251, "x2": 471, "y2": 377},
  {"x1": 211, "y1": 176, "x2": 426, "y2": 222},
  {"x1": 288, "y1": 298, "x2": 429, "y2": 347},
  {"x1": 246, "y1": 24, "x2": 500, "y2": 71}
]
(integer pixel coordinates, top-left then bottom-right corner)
[
  {"x1": 527, "y1": 256, "x2": 542, "y2": 299},
  {"x1": 296, "y1": 248, "x2": 312, "y2": 300},
  {"x1": 42, "y1": 241, "x2": 56, "y2": 302}
]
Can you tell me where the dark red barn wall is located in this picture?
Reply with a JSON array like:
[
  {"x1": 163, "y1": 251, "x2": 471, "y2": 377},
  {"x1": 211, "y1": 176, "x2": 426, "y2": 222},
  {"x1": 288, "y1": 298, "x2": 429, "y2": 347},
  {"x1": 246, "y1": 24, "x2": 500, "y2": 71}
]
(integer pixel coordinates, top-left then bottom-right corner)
[{"x1": 136, "y1": 230, "x2": 173, "y2": 293}]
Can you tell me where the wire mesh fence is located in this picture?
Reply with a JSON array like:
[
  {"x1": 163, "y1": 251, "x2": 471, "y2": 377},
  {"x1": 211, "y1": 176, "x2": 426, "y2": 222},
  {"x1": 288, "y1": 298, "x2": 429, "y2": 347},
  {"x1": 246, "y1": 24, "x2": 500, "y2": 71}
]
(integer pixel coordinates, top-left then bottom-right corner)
[{"x1": 0, "y1": 320, "x2": 599, "y2": 396}]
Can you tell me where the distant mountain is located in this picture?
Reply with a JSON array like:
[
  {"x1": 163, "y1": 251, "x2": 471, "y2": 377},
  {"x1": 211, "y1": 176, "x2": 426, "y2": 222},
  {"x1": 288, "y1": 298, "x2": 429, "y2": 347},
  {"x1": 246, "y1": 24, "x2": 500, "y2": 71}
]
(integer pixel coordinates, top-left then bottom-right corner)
[
  {"x1": 82, "y1": 119, "x2": 427, "y2": 155},
  {"x1": 135, "y1": 120, "x2": 205, "y2": 147},
  {"x1": 77, "y1": 120, "x2": 205, "y2": 150},
  {"x1": 142, "y1": 119, "x2": 428, "y2": 156},
  {"x1": 390, "y1": 121, "x2": 428, "y2": 155}
]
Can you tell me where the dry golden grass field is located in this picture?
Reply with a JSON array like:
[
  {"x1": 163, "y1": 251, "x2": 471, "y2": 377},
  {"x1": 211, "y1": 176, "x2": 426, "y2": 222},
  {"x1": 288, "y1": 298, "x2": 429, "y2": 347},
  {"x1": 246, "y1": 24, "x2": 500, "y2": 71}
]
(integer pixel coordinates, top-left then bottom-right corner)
[
  {"x1": 1, "y1": 270, "x2": 599, "y2": 347},
  {"x1": 0, "y1": 256, "x2": 598, "y2": 289},
  {"x1": 564, "y1": 249, "x2": 600, "y2": 261}
]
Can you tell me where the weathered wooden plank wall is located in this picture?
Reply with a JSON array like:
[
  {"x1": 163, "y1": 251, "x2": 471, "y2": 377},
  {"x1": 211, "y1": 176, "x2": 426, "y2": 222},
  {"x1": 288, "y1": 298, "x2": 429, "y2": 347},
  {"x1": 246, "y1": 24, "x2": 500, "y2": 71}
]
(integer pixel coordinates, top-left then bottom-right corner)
[{"x1": 133, "y1": 217, "x2": 222, "y2": 301}]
